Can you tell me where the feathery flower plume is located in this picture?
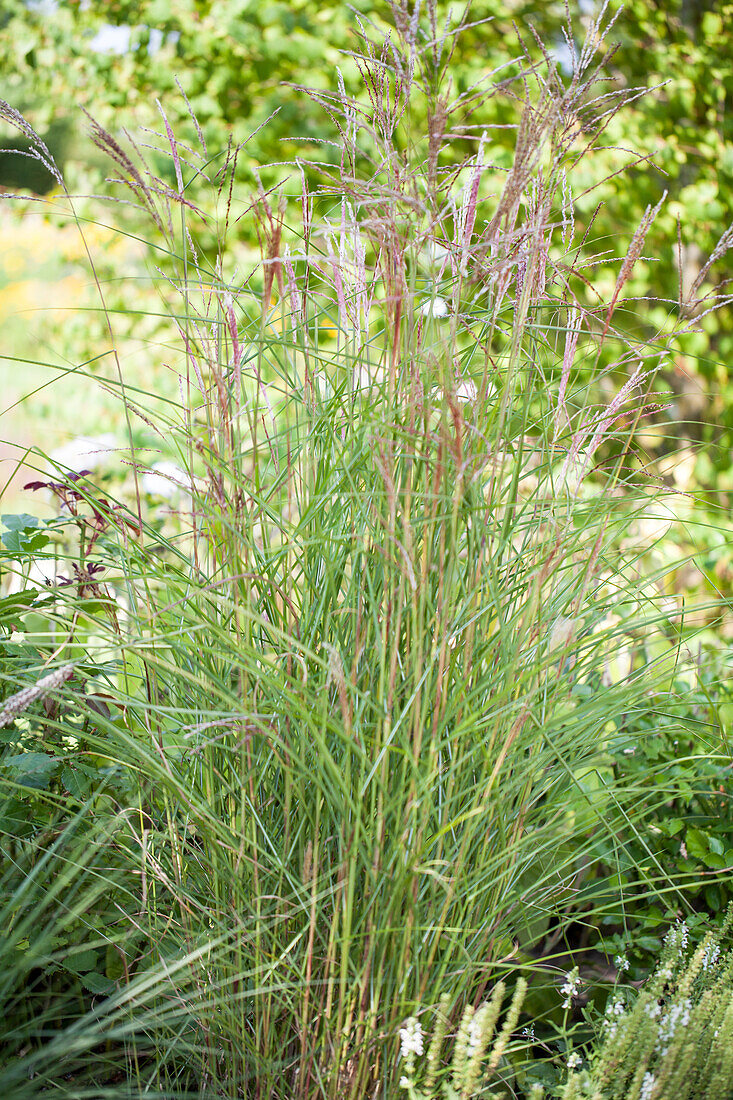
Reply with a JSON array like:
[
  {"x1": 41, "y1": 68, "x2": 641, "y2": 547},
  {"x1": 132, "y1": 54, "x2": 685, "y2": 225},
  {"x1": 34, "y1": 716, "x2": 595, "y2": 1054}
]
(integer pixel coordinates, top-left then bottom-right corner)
[
  {"x1": 561, "y1": 167, "x2": 574, "y2": 249},
  {"x1": 602, "y1": 191, "x2": 667, "y2": 339},
  {"x1": 458, "y1": 133, "x2": 487, "y2": 277},
  {"x1": 683, "y1": 220, "x2": 733, "y2": 315},
  {"x1": 554, "y1": 307, "x2": 582, "y2": 438},
  {"x1": 283, "y1": 245, "x2": 303, "y2": 332},
  {"x1": 0, "y1": 665, "x2": 75, "y2": 728},
  {"x1": 0, "y1": 99, "x2": 63, "y2": 186},
  {"x1": 585, "y1": 362, "x2": 649, "y2": 462},
  {"x1": 156, "y1": 99, "x2": 183, "y2": 196}
]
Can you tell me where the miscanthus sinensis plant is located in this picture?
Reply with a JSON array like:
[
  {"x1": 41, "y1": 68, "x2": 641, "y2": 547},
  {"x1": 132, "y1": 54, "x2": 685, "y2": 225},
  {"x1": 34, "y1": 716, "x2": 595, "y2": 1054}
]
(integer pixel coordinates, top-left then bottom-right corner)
[{"x1": 1, "y1": 1, "x2": 729, "y2": 1097}]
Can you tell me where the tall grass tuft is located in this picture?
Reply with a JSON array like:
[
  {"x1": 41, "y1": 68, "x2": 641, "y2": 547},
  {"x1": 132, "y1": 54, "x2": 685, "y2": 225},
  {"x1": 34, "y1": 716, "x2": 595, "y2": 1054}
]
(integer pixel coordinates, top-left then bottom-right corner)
[{"x1": 0, "y1": 3, "x2": 724, "y2": 1096}]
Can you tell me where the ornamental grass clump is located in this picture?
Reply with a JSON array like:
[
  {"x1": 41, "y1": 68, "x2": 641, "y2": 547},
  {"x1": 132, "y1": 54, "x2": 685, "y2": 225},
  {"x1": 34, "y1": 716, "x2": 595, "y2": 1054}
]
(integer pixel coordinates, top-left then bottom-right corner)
[
  {"x1": 553, "y1": 915, "x2": 733, "y2": 1100},
  {"x1": 1, "y1": 1, "x2": 730, "y2": 1097}
]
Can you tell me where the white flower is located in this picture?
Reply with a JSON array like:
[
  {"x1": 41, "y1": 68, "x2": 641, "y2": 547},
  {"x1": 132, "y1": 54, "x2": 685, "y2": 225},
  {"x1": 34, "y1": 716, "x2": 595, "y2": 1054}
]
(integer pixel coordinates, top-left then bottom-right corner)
[
  {"x1": 421, "y1": 295, "x2": 448, "y2": 318},
  {"x1": 399, "y1": 1017, "x2": 424, "y2": 1058},
  {"x1": 566, "y1": 1052, "x2": 582, "y2": 1070},
  {"x1": 656, "y1": 998, "x2": 691, "y2": 1055},
  {"x1": 640, "y1": 1072, "x2": 656, "y2": 1100},
  {"x1": 399, "y1": 1076, "x2": 410, "y2": 1089},
  {"x1": 604, "y1": 995, "x2": 627, "y2": 1038},
  {"x1": 656, "y1": 963, "x2": 674, "y2": 985},
  {"x1": 561, "y1": 967, "x2": 581, "y2": 1009},
  {"x1": 666, "y1": 920, "x2": 688, "y2": 953},
  {"x1": 701, "y1": 943, "x2": 720, "y2": 971},
  {"x1": 614, "y1": 955, "x2": 630, "y2": 972},
  {"x1": 467, "y1": 1013, "x2": 484, "y2": 1053}
]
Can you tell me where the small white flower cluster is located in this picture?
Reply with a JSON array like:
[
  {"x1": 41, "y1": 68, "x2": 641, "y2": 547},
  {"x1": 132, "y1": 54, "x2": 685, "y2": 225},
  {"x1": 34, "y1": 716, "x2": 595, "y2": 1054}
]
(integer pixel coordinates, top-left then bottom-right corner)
[
  {"x1": 399, "y1": 1017, "x2": 424, "y2": 1059},
  {"x1": 604, "y1": 995, "x2": 627, "y2": 1039},
  {"x1": 522, "y1": 1025, "x2": 536, "y2": 1041},
  {"x1": 561, "y1": 967, "x2": 581, "y2": 1010},
  {"x1": 644, "y1": 1000, "x2": 662, "y2": 1021},
  {"x1": 566, "y1": 1052, "x2": 582, "y2": 1070},
  {"x1": 640, "y1": 1071, "x2": 656, "y2": 1100},
  {"x1": 656, "y1": 998, "x2": 691, "y2": 1056},
  {"x1": 614, "y1": 954, "x2": 630, "y2": 972},
  {"x1": 466, "y1": 1012, "x2": 483, "y2": 1054},
  {"x1": 666, "y1": 920, "x2": 688, "y2": 954},
  {"x1": 656, "y1": 963, "x2": 674, "y2": 986},
  {"x1": 701, "y1": 942, "x2": 720, "y2": 972}
]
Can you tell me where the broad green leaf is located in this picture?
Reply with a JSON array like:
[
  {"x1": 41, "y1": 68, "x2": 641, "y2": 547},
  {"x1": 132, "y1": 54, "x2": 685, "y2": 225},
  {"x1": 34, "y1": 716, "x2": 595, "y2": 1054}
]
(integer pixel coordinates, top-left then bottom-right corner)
[
  {"x1": 3, "y1": 751, "x2": 60, "y2": 790},
  {"x1": 685, "y1": 827, "x2": 709, "y2": 861},
  {"x1": 1, "y1": 514, "x2": 39, "y2": 531},
  {"x1": 65, "y1": 948, "x2": 100, "y2": 974},
  {"x1": 80, "y1": 971, "x2": 115, "y2": 995}
]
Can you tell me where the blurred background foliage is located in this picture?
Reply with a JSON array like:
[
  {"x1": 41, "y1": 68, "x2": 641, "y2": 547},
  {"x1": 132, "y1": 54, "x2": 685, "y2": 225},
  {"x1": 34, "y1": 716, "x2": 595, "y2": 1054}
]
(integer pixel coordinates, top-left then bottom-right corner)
[{"x1": 2, "y1": 0, "x2": 733, "y2": 465}]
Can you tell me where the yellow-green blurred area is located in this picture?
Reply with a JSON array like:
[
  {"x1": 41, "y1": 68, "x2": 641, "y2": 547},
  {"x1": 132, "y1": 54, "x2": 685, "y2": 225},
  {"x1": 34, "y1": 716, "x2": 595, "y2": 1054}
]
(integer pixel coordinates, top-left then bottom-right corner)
[
  {"x1": 0, "y1": 202, "x2": 154, "y2": 498},
  {"x1": 1, "y1": 0, "x2": 732, "y2": 642}
]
